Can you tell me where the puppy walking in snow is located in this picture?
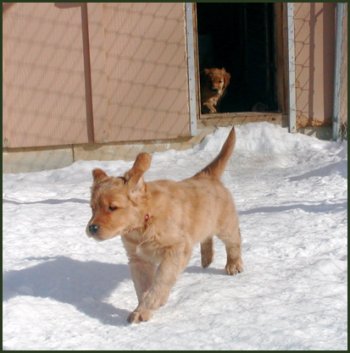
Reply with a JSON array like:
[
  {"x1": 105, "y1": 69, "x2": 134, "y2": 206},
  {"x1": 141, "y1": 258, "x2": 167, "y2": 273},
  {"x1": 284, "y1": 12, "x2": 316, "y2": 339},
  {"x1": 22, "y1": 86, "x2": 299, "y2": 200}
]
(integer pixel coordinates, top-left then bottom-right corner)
[{"x1": 86, "y1": 127, "x2": 243, "y2": 323}]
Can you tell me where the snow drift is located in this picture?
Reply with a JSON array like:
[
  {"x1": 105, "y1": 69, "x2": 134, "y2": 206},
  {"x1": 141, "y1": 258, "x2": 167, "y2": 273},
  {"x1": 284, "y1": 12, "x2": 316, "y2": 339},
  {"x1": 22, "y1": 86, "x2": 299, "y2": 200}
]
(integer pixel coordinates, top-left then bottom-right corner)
[{"x1": 3, "y1": 123, "x2": 347, "y2": 350}]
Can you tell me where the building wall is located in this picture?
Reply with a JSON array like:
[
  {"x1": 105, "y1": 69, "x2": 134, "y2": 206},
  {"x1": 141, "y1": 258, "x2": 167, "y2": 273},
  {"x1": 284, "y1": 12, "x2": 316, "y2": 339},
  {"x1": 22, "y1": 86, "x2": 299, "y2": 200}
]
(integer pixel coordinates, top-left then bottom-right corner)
[
  {"x1": 3, "y1": 3, "x2": 342, "y2": 152},
  {"x1": 3, "y1": 3, "x2": 88, "y2": 148},
  {"x1": 88, "y1": 3, "x2": 190, "y2": 143},
  {"x1": 294, "y1": 3, "x2": 336, "y2": 128},
  {"x1": 3, "y1": 3, "x2": 191, "y2": 149}
]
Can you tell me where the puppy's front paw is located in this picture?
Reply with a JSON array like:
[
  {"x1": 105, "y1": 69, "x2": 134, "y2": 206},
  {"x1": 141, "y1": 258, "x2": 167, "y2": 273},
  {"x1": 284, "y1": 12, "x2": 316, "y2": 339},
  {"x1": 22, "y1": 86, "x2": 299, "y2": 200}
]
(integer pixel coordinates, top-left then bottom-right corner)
[
  {"x1": 225, "y1": 259, "x2": 243, "y2": 275},
  {"x1": 127, "y1": 309, "x2": 153, "y2": 324}
]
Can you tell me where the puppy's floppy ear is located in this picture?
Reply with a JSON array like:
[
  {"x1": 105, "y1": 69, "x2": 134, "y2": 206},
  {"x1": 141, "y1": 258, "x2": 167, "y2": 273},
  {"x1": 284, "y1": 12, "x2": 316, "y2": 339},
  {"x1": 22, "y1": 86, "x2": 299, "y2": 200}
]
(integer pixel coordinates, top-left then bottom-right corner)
[
  {"x1": 124, "y1": 152, "x2": 152, "y2": 191},
  {"x1": 222, "y1": 68, "x2": 231, "y2": 88},
  {"x1": 92, "y1": 168, "x2": 108, "y2": 183},
  {"x1": 202, "y1": 68, "x2": 211, "y2": 85}
]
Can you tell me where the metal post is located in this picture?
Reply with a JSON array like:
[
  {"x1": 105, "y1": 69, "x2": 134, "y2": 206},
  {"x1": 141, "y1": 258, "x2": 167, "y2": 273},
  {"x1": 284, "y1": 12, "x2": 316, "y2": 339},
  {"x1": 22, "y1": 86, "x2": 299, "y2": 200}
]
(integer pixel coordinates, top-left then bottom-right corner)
[
  {"x1": 185, "y1": 3, "x2": 198, "y2": 136},
  {"x1": 287, "y1": 3, "x2": 297, "y2": 133},
  {"x1": 332, "y1": 3, "x2": 345, "y2": 141}
]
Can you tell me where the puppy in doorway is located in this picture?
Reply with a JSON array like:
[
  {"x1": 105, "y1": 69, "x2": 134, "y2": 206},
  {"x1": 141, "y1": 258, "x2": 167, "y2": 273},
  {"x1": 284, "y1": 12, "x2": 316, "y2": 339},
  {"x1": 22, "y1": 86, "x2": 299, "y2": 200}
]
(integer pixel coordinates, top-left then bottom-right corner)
[
  {"x1": 201, "y1": 67, "x2": 231, "y2": 114},
  {"x1": 86, "y1": 127, "x2": 243, "y2": 323}
]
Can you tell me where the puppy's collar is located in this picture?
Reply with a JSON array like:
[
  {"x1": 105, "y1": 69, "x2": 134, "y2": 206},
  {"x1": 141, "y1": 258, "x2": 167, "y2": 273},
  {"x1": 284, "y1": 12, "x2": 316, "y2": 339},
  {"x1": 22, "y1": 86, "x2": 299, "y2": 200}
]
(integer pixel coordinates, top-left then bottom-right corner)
[
  {"x1": 141, "y1": 213, "x2": 152, "y2": 231},
  {"x1": 125, "y1": 213, "x2": 152, "y2": 234}
]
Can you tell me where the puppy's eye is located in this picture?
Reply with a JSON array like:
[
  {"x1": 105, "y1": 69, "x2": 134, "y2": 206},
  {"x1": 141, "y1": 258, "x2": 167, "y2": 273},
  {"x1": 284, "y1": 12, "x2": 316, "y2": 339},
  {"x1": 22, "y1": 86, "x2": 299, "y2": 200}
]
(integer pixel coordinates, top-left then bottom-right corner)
[{"x1": 109, "y1": 205, "x2": 118, "y2": 212}]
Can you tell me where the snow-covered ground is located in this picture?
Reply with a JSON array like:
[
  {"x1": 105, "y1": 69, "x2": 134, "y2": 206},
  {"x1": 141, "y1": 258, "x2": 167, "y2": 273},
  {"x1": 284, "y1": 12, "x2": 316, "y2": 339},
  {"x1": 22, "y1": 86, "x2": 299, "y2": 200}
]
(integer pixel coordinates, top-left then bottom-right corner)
[{"x1": 3, "y1": 123, "x2": 347, "y2": 350}]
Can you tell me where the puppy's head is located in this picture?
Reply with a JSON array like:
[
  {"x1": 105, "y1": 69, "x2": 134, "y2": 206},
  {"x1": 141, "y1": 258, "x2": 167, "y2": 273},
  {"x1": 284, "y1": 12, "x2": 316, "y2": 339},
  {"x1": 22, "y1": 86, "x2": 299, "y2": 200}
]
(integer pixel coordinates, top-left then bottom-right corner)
[
  {"x1": 86, "y1": 153, "x2": 152, "y2": 241},
  {"x1": 204, "y1": 68, "x2": 231, "y2": 95}
]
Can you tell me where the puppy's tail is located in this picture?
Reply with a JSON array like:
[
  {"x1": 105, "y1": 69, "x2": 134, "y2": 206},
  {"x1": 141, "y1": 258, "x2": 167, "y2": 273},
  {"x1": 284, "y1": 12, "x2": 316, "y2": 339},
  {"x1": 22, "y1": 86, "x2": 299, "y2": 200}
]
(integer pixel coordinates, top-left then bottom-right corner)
[{"x1": 195, "y1": 126, "x2": 236, "y2": 179}]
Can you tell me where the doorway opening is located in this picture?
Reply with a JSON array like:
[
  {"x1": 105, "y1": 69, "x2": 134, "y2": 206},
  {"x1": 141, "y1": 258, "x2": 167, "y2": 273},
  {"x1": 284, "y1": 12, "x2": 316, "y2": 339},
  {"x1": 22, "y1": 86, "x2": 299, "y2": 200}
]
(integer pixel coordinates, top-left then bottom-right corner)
[{"x1": 196, "y1": 3, "x2": 279, "y2": 115}]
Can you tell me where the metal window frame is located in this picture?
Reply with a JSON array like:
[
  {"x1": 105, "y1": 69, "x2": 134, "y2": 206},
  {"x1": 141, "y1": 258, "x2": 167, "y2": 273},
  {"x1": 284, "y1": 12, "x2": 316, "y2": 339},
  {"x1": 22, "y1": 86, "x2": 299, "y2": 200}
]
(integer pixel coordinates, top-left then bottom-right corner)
[
  {"x1": 185, "y1": 3, "x2": 198, "y2": 136},
  {"x1": 287, "y1": 3, "x2": 297, "y2": 133},
  {"x1": 332, "y1": 3, "x2": 345, "y2": 141}
]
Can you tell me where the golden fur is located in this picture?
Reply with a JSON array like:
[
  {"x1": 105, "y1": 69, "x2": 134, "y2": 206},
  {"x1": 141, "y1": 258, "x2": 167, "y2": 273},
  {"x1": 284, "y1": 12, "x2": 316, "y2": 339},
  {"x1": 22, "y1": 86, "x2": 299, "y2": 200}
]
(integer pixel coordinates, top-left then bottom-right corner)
[
  {"x1": 86, "y1": 127, "x2": 243, "y2": 323},
  {"x1": 201, "y1": 67, "x2": 231, "y2": 114}
]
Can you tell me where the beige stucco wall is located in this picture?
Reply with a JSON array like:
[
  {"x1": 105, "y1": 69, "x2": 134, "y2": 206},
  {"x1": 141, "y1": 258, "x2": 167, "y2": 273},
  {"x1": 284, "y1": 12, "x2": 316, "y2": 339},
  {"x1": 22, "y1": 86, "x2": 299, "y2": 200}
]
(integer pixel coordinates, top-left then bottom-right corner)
[
  {"x1": 88, "y1": 3, "x2": 190, "y2": 143},
  {"x1": 3, "y1": 3, "x2": 344, "y2": 174},
  {"x1": 3, "y1": 3, "x2": 88, "y2": 148},
  {"x1": 3, "y1": 3, "x2": 191, "y2": 149},
  {"x1": 294, "y1": 3, "x2": 335, "y2": 128}
]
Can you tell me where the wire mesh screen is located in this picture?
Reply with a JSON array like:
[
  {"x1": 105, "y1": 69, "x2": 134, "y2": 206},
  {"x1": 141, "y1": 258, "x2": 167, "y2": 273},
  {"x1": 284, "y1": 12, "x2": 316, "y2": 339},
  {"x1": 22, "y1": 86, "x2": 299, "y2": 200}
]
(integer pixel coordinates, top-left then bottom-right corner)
[
  {"x1": 2, "y1": 3, "x2": 347, "y2": 173},
  {"x1": 293, "y1": 3, "x2": 336, "y2": 129},
  {"x1": 88, "y1": 3, "x2": 190, "y2": 143},
  {"x1": 3, "y1": 3, "x2": 88, "y2": 148},
  {"x1": 3, "y1": 3, "x2": 190, "y2": 152}
]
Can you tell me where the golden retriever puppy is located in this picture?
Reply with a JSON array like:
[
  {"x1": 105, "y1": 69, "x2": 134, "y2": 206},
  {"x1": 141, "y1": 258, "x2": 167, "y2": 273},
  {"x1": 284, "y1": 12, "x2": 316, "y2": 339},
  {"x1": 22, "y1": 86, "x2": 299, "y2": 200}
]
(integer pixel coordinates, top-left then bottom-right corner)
[
  {"x1": 86, "y1": 127, "x2": 243, "y2": 323},
  {"x1": 201, "y1": 67, "x2": 231, "y2": 114}
]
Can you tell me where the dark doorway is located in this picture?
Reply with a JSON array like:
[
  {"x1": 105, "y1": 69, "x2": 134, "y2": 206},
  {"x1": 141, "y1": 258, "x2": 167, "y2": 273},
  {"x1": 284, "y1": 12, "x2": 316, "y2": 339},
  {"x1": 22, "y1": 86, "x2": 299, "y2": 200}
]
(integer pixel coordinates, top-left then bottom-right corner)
[{"x1": 197, "y1": 3, "x2": 278, "y2": 114}]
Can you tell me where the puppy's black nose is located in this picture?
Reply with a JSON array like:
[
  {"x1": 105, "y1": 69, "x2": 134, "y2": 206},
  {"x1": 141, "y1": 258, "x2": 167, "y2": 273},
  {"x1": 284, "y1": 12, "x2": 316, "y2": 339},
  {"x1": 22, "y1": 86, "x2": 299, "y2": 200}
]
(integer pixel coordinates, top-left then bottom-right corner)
[{"x1": 89, "y1": 224, "x2": 99, "y2": 235}]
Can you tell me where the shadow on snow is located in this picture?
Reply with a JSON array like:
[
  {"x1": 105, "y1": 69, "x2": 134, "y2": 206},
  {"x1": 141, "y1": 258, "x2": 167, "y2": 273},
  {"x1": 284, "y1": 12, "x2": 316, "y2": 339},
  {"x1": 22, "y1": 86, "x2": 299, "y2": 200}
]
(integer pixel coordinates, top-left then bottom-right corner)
[{"x1": 3, "y1": 256, "x2": 131, "y2": 326}]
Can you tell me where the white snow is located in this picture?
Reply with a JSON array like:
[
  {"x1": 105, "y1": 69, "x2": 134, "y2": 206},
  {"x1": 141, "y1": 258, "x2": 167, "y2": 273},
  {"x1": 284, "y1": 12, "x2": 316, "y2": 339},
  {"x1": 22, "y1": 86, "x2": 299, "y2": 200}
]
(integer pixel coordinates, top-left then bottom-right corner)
[{"x1": 3, "y1": 122, "x2": 347, "y2": 350}]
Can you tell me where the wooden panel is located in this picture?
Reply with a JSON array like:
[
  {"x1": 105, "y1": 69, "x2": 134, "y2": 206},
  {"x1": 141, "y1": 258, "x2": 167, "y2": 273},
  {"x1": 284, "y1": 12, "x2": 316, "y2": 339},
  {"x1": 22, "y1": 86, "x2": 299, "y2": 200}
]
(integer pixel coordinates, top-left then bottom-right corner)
[
  {"x1": 89, "y1": 3, "x2": 190, "y2": 143},
  {"x1": 294, "y1": 3, "x2": 335, "y2": 128},
  {"x1": 198, "y1": 112, "x2": 283, "y2": 126},
  {"x1": 3, "y1": 3, "x2": 88, "y2": 148}
]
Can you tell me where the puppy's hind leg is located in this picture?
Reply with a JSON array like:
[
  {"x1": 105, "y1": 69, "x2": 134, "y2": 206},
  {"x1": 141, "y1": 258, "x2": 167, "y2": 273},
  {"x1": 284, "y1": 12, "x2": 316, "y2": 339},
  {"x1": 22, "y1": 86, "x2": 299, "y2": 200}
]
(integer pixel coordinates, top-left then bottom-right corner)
[
  {"x1": 200, "y1": 237, "x2": 214, "y2": 268},
  {"x1": 217, "y1": 227, "x2": 243, "y2": 276}
]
